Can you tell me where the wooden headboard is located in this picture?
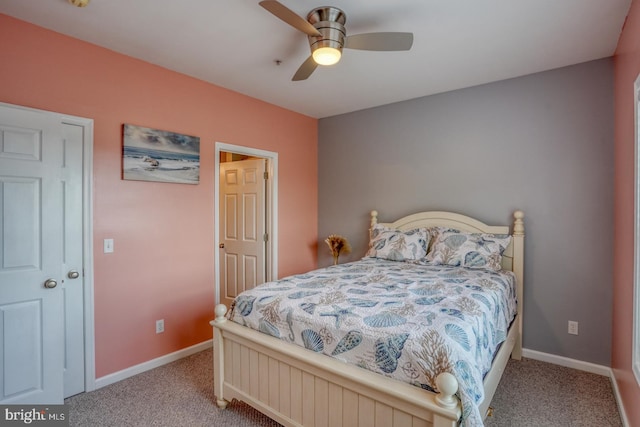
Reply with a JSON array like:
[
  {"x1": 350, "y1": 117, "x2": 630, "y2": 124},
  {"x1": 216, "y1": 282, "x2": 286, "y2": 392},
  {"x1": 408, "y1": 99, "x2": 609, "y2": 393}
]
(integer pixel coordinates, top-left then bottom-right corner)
[{"x1": 371, "y1": 210, "x2": 524, "y2": 272}]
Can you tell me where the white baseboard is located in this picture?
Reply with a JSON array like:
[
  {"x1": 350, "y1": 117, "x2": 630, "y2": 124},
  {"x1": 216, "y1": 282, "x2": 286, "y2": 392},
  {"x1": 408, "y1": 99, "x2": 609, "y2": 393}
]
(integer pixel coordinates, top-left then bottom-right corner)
[
  {"x1": 609, "y1": 369, "x2": 630, "y2": 427},
  {"x1": 522, "y1": 348, "x2": 628, "y2": 427},
  {"x1": 94, "y1": 339, "x2": 212, "y2": 389},
  {"x1": 522, "y1": 348, "x2": 611, "y2": 377}
]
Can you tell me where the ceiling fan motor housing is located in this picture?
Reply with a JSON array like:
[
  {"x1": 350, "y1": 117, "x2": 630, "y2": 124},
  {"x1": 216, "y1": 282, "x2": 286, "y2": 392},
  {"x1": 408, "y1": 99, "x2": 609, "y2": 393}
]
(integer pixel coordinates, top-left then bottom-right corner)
[{"x1": 307, "y1": 7, "x2": 346, "y2": 58}]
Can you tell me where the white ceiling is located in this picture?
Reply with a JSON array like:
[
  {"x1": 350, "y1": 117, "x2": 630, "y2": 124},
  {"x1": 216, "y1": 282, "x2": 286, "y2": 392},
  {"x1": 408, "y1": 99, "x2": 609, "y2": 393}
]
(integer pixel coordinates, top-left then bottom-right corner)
[{"x1": 0, "y1": 0, "x2": 631, "y2": 118}]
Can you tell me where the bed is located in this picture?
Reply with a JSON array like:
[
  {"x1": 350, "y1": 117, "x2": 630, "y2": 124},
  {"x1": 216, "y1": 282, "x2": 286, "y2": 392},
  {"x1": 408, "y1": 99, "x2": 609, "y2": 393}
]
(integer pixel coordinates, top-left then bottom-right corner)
[{"x1": 210, "y1": 209, "x2": 524, "y2": 427}]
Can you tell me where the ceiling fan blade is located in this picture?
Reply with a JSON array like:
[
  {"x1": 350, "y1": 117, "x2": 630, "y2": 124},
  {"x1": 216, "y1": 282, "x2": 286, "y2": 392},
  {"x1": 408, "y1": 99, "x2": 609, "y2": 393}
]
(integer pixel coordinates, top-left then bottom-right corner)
[
  {"x1": 259, "y1": 1, "x2": 321, "y2": 37},
  {"x1": 345, "y1": 32, "x2": 414, "y2": 51},
  {"x1": 292, "y1": 56, "x2": 318, "y2": 81}
]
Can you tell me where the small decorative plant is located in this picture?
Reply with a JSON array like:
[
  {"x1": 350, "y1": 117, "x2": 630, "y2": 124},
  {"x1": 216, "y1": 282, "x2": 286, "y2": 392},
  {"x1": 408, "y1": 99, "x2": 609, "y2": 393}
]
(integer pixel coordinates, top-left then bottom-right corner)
[{"x1": 325, "y1": 234, "x2": 351, "y2": 265}]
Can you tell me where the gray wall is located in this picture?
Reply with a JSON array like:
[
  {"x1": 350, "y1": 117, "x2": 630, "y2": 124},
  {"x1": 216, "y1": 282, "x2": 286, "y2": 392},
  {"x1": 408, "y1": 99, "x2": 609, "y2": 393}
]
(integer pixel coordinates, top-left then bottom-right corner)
[{"x1": 318, "y1": 58, "x2": 614, "y2": 366}]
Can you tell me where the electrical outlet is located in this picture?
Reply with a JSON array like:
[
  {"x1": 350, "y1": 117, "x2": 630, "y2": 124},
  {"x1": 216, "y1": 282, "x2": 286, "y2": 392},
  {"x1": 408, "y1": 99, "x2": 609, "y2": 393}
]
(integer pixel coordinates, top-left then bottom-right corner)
[
  {"x1": 568, "y1": 320, "x2": 578, "y2": 335},
  {"x1": 156, "y1": 319, "x2": 164, "y2": 334}
]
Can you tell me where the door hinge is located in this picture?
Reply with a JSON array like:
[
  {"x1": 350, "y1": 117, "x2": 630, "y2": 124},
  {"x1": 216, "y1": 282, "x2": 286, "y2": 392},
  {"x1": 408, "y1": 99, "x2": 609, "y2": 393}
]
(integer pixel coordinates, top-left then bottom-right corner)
[
  {"x1": 264, "y1": 171, "x2": 269, "y2": 180},
  {"x1": 264, "y1": 233, "x2": 269, "y2": 242}
]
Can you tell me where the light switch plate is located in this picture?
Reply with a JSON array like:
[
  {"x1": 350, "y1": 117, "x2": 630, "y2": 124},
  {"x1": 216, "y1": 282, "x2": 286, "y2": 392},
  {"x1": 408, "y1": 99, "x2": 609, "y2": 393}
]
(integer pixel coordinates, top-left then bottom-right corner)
[{"x1": 104, "y1": 238, "x2": 114, "y2": 253}]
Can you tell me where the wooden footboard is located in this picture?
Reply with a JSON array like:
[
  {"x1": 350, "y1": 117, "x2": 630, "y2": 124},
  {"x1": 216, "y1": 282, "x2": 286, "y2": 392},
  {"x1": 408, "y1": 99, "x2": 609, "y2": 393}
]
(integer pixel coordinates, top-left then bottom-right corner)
[{"x1": 211, "y1": 305, "x2": 461, "y2": 427}]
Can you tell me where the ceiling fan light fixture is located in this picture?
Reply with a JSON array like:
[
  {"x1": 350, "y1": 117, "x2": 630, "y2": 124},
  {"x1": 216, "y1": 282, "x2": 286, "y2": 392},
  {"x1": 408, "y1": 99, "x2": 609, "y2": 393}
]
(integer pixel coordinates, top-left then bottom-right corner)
[
  {"x1": 308, "y1": 15, "x2": 346, "y2": 66},
  {"x1": 312, "y1": 47, "x2": 342, "y2": 65}
]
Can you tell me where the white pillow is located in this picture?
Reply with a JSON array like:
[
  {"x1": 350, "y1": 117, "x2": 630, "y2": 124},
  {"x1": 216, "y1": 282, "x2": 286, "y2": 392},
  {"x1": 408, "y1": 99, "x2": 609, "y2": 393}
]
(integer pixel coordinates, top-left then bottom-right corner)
[
  {"x1": 426, "y1": 228, "x2": 511, "y2": 271},
  {"x1": 366, "y1": 224, "x2": 430, "y2": 262}
]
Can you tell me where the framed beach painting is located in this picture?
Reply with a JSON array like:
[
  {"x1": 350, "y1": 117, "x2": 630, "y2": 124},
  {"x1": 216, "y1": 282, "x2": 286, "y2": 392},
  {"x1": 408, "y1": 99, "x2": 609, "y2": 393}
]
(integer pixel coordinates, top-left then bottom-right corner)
[{"x1": 123, "y1": 124, "x2": 200, "y2": 184}]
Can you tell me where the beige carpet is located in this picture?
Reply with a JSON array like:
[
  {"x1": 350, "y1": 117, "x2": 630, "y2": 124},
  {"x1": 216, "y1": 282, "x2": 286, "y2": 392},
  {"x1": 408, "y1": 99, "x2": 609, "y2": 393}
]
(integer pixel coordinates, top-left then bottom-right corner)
[
  {"x1": 66, "y1": 349, "x2": 622, "y2": 426},
  {"x1": 66, "y1": 349, "x2": 278, "y2": 427},
  {"x1": 485, "y1": 357, "x2": 622, "y2": 427}
]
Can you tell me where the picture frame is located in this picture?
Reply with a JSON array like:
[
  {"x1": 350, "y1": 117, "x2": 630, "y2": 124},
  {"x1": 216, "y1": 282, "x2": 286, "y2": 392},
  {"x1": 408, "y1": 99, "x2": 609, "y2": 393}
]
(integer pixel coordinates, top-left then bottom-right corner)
[{"x1": 122, "y1": 124, "x2": 200, "y2": 184}]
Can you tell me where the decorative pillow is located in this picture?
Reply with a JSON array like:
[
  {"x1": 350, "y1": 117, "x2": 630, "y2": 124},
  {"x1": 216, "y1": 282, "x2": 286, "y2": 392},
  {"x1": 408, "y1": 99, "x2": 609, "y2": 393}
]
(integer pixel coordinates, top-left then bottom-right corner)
[
  {"x1": 426, "y1": 228, "x2": 511, "y2": 271},
  {"x1": 366, "y1": 224, "x2": 430, "y2": 262}
]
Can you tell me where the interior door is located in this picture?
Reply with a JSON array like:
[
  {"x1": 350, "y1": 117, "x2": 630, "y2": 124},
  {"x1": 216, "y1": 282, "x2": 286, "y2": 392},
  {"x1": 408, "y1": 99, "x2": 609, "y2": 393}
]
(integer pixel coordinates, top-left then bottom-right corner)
[
  {"x1": 0, "y1": 105, "x2": 84, "y2": 403},
  {"x1": 219, "y1": 158, "x2": 266, "y2": 308},
  {"x1": 60, "y1": 122, "x2": 85, "y2": 398}
]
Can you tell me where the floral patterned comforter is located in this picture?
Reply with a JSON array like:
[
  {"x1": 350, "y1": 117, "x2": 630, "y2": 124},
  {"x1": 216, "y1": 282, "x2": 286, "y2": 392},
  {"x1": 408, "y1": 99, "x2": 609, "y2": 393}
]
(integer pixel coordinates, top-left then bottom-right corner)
[{"x1": 228, "y1": 258, "x2": 517, "y2": 426}]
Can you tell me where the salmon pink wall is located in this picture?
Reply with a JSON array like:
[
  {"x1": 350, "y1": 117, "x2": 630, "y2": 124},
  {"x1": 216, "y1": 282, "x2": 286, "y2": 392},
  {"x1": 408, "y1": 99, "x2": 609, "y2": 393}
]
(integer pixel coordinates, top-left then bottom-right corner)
[
  {"x1": 0, "y1": 14, "x2": 318, "y2": 378},
  {"x1": 613, "y1": 0, "x2": 640, "y2": 424}
]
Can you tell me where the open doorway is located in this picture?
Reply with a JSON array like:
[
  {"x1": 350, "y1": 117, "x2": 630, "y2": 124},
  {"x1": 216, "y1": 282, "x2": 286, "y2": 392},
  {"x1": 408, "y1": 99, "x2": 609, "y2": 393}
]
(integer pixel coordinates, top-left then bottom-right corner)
[{"x1": 214, "y1": 142, "x2": 278, "y2": 308}]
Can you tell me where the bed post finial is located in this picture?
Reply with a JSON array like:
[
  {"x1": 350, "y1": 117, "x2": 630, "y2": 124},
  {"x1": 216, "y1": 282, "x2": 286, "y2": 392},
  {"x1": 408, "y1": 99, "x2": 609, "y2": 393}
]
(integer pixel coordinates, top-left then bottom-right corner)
[
  {"x1": 371, "y1": 210, "x2": 378, "y2": 228},
  {"x1": 214, "y1": 304, "x2": 228, "y2": 323},
  {"x1": 513, "y1": 210, "x2": 524, "y2": 236},
  {"x1": 435, "y1": 372, "x2": 459, "y2": 409}
]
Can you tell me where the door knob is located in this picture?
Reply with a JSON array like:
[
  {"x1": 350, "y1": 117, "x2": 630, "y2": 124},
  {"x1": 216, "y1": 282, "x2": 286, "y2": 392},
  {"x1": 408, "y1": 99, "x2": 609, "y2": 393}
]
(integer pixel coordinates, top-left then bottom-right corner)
[
  {"x1": 44, "y1": 279, "x2": 58, "y2": 289},
  {"x1": 219, "y1": 243, "x2": 225, "y2": 248},
  {"x1": 68, "y1": 270, "x2": 80, "y2": 279}
]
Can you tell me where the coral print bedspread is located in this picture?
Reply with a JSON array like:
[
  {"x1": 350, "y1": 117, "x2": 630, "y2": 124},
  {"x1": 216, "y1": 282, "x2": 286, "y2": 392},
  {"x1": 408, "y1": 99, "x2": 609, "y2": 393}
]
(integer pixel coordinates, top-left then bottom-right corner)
[{"x1": 228, "y1": 258, "x2": 517, "y2": 426}]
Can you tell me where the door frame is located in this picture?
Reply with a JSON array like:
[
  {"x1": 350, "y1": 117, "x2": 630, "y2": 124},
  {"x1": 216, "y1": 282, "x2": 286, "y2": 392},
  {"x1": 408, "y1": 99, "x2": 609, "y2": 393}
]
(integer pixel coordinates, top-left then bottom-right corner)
[
  {"x1": 0, "y1": 102, "x2": 96, "y2": 394},
  {"x1": 214, "y1": 142, "x2": 278, "y2": 305}
]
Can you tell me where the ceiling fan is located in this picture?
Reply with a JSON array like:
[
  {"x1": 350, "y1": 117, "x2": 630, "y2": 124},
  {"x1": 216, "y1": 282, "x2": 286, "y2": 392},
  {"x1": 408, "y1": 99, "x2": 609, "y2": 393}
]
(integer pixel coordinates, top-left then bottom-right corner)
[{"x1": 259, "y1": 0, "x2": 414, "y2": 81}]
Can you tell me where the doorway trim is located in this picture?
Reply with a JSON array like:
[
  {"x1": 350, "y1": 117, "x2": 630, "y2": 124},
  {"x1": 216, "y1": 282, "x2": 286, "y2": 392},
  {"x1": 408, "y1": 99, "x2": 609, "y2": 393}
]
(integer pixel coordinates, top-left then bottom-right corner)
[
  {"x1": 0, "y1": 101, "x2": 96, "y2": 393},
  {"x1": 214, "y1": 142, "x2": 278, "y2": 305}
]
